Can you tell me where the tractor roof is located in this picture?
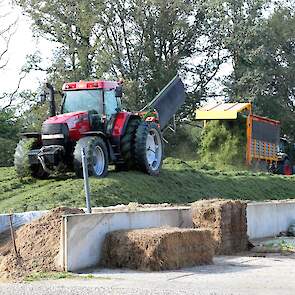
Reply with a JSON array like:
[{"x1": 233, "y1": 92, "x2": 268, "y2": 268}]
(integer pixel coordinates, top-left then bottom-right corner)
[{"x1": 62, "y1": 80, "x2": 118, "y2": 91}]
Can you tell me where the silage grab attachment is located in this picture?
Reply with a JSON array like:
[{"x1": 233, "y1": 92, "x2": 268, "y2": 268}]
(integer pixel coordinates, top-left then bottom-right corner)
[{"x1": 141, "y1": 75, "x2": 185, "y2": 130}]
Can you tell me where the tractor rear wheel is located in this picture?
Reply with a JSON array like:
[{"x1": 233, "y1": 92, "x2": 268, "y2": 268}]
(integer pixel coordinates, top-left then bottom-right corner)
[
  {"x1": 120, "y1": 118, "x2": 141, "y2": 169},
  {"x1": 14, "y1": 138, "x2": 49, "y2": 179},
  {"x1": 134, "y1": 122, "x2": 163, "y2": 176},
  {"x1": 74, "y1": 136, "x2": 108, "y2": 178}
]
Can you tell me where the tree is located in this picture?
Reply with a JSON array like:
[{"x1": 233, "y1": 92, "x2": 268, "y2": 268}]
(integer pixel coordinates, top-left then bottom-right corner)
[
  {"x1": 251, "y1": 6, "x2": 295, "y2": 139},
  {"x1": 0, "y1": 109, "x2": 21, "y2": 166},
  {"x1": 205, "y1": 0, "x2": 270, "y2": 101},
  {"x1": 0, "y1": 0, "x2": 23, "y2": 109},
  {"x1": 0, "y1": 0, "x2": 17, "y2": 70},
  {"x1": 15, "y1": 0, "x2": 99, "y2": 81},
  {"x1": 210, "y1": 0, "x2": 295, "y2": 138},
  {"x1": 95, "y1": 0, "x2": 198, "y2": 108},
  {"x1": 16, "y1": 0, "x2": 225, "y2": 115}
]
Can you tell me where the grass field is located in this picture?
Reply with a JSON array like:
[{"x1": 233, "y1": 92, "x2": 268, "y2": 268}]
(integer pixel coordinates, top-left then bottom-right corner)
[{"x1": 0, "y1": 157, "x2": 295, "y2": 213}]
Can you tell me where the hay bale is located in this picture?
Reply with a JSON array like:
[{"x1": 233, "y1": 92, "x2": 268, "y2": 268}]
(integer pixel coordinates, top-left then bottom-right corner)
[
  {"x1": 192, "y1": 199, "x2": 248, "y2": 255},
  {"x1": 101, "y1": 227, "x2": 214, "y2": 271}
]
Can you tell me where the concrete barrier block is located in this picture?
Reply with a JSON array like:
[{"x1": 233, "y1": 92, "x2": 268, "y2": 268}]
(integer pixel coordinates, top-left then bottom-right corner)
[{"x1": 62, "y1": 208, "x2": 191, "y2": 271}]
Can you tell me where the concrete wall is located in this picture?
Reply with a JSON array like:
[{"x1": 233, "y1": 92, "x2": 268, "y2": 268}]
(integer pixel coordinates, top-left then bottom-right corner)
[
  {"x1": 3, "y1": 201, "x2": 295, "y2": 272},
  {"x1": 61, "y1": 207, "x2": 191, "y2": 272},
  {"x1": 247, "y1": 201, "x2": 295, "y2": 239},
  {"x1": 62, "y1": 201, "x2": 295, "y2": 271},
  {"x1": 0, "y1": 210, "x2": 47, "y2": 233}
]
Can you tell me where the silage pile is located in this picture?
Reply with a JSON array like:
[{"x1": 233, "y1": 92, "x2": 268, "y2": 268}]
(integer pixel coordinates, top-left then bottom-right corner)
[
  {"x1": 101, "y1": 227, "x2": 215, "y2": 271},
  {"x1": 199, "y1": 116, "x2": 247, "y2": 167},
  {"x1": 0, "y1": 207, "x2": 83, "y2": 281},
  {"x1": 192, "y1": 199, "x2": 248, "y2": 255}
]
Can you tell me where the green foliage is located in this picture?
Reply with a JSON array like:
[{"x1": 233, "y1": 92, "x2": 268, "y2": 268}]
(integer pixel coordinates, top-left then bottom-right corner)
[
  {"x1": 207, "y1": 0, "x2": 270, "y2": 100},
  {"x1": 164, "y1": 125, "x2": 201, "y2": 160},
  {"x1": 19, "y1": 103, "x2": 50, "y2": 132},
  {"x1": 0, "y1": 138, "x2": 17, "y2": 167},
  {"x1": 15, "y1": 0, "x2": 222, "y2": 115},
  {"x1": 210, "y1": 1, "x2": 295, "y2": 139},
  {"x1": 199, "y1": 117, "x2": 247, "y2": 168},
  {"x1": 16, "y1": 138, "x2": 36, "y2": 177},
  {"x1": 0, "y1": 109, "x2": 21, "y2": 139},
  {"x1": 251, "y1": 7, "x2": 295, "y2": 140},
  {"x1": 0, "y1": 110, "x2": 21, "y2": 167},
  {"x1": 7, "y1": 0, "x2": 295, "y2": 145},
  {"x1": 0, "y1": 160, "x2": 295, "y2": 213}
]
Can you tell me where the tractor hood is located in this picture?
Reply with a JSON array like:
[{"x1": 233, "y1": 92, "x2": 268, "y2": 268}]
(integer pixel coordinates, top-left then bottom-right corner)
[
  {"x1": 43, "y1": 111, "x2": 90, "y2": 141},
  {"x1": 44, "y1": 111, "x2": 88, "y2": 127}
]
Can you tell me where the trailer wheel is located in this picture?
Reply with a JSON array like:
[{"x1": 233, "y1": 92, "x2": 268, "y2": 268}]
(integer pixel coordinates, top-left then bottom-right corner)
[
  {"x1": 14, "y1": 138, "x2": 49, "y2": 179},
  {"x1": 134, "y1": 122, "x2": 163, "y2": 176},
  {"x1": 74, "y1": 136, "x2": 108, "y2": 178},
  {"x1": 120, "y1": 118, "x2": 140, "y2": 169}
]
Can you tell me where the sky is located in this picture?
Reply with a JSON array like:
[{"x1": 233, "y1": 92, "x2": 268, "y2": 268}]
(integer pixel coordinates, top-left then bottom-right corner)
[{"x1": 0, "y1": 1, "x2": 55, "y2": 97}]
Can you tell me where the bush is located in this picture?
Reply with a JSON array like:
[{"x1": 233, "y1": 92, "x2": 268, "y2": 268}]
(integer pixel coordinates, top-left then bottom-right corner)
[
  {"x1": 0, "y1": 137, "x2": 17, "y2": 167},
  {"x1": 164, "y1": 124, "x2": 201, "y2": 160}
]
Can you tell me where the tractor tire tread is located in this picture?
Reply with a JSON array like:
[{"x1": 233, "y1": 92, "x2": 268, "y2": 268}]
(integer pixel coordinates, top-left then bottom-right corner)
[{"x1": 120, "y1": 118, "x2": 140, "y2": 169}]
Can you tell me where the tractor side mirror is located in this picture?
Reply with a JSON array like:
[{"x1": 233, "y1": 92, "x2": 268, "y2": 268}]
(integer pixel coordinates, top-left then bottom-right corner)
[{"x1": 115, "y1": 85, "x2": 123, "y2": 98}]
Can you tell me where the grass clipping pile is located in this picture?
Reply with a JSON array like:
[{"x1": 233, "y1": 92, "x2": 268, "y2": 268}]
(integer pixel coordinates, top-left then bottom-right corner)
[
  {"x1": 0, "y1": 207, "x2": 83, "y2": 281},
  {"x1": 101, "y1": 227, "x2": 214, "y2": 271},
  {"x1": 199, "y1": 116, "x2": 247, "y2": 167},
  {"x1": 192, "y1": 199, "x2": 248, "y2": 255}
]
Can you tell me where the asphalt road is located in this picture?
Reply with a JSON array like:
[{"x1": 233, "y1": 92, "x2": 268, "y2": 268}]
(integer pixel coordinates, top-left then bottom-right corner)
[{"x1": 1, "y1": 255, "x2": 295, "y2": 295}]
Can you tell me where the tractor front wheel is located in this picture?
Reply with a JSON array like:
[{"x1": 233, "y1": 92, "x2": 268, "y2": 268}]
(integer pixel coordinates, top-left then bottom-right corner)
[
  {"x1": 74, "y1": 136, "x2": 109, "y2": 178},
  {"x1": 134, "y1": 122, "x2": 163, "y2": 176}
]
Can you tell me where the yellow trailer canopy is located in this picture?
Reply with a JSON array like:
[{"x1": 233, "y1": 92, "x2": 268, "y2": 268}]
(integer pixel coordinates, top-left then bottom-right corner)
[{"x1": 195, "y1": 102, "x2": 252, "y2": 120}]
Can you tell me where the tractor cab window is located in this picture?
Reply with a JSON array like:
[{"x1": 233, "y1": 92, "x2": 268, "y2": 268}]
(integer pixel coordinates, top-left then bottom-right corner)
[
  {"x1": 104, "y1": 89, "x2": 121, "y2": 118},
  {"x1": 62, "y1": 90, "x2": 103, "y2": 114}
]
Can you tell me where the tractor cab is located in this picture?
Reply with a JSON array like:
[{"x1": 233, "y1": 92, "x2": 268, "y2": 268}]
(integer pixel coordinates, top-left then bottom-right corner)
[{"x1": 62, "y1": 80, "x2": 122, "y2": 120}]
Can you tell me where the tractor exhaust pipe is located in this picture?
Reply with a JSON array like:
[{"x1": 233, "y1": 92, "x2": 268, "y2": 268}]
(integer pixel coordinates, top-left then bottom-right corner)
[{"x1": 45, "y1": 83, "x2": 56, "y2": 117}]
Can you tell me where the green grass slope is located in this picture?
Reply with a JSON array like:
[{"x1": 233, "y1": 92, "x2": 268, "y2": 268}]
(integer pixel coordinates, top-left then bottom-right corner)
[{"x1": 0, "y1": 158, "x2": 295, "y2": 213}]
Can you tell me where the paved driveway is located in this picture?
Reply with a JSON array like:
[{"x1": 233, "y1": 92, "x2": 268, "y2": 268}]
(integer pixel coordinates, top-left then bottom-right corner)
[{"x1": 1, "y1": 255, "x2": 295, "y2": 295}]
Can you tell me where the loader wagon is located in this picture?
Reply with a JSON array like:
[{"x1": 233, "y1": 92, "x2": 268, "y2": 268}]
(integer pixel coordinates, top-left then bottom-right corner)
[{"x1": 196, "y1": 102, "x2": 294, "y2": 175}]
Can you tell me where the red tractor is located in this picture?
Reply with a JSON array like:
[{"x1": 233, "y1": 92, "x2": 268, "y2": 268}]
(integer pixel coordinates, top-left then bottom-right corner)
[{"x1": 14, "y1": 76, "x2": 185, "y2": 178}]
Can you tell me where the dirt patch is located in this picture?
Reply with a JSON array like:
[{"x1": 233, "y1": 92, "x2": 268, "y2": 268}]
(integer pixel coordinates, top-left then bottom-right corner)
[
  {"x1": 101, "y1": 227, "x2": 214, "y2": 271},
  {"x1": 192, "y1": 199, "x2": 248, "y2": 255},
  {"x1": 0, "y1": 207, "x2": 83, "y2": 281},
  {"x1": 0, "y1": 230, "x2": 12, "y2": 257}
]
